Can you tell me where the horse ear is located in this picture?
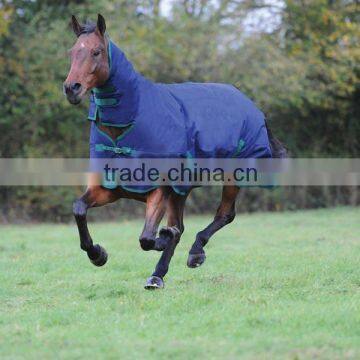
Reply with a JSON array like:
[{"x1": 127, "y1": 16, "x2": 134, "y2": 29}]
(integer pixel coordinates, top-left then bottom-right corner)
[
  {"x1": 97, "y1": 14, "x2": 106, "y2": 36},
  {"x1": 71, "y1": 15, "x2": 83, "y2": 37}
]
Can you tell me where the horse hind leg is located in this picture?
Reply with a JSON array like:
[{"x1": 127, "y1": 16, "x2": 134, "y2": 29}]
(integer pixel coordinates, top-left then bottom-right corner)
[
  {"x1": 145, "y1": 191, "x2": 187, "y2": 290},
  {"x1": 187, "y1": 186, "x2": 239, "y2": 268}
]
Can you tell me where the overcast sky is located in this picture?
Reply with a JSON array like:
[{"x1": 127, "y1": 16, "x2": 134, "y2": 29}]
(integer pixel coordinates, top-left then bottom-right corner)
[
  {"x1": 160, "y1": 0, "x2": 283, "y2": 33},
  {"x1": 160, "y1": 0, "x2": 173, "y2": 16}
]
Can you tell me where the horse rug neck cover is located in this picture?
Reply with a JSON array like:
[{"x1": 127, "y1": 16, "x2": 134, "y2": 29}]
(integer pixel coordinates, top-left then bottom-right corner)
[{"x1": 88, "y1": 41, "x2": 272, "y2": 194}]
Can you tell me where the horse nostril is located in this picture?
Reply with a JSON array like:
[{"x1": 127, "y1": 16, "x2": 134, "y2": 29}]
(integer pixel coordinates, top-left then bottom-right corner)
[
  {"x1": 71, "y1": 83, "x2": 82, "y2": 93},
  {"x1": 63, "y1": 83, "x2": 70, "y2": 93}
]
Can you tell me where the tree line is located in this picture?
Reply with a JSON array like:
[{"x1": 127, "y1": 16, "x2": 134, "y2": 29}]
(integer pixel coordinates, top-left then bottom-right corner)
[{"x1": 0, "y1": 0, "x2": 359, "y2": 221}]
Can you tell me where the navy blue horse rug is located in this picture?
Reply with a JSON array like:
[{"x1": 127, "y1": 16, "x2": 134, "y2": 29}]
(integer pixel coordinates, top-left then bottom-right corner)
[{"x1": 89, "y1": 40, "x2": 273, "y2": 194}]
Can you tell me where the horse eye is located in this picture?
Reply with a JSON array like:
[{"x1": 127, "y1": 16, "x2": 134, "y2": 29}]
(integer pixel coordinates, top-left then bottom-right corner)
[{"x1": 93, "y1": 50, "x2": 101, "y2": 57}]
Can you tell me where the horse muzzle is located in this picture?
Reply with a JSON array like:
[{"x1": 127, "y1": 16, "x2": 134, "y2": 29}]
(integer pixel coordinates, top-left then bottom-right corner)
[{"x1": 63, "y1": 82, "x2": 83, "y2": 105}]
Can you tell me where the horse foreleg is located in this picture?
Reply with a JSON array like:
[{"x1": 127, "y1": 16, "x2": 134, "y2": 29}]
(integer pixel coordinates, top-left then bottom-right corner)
[
  {"x1": 73, "y1": 186, "x2": 121, "y2": 266},
  {"x1": 187, "y1": 186, "x2": 239, "y2": 268},
  {"x1": 145, "y1": 191, "x2": 187, "y2": 290}
]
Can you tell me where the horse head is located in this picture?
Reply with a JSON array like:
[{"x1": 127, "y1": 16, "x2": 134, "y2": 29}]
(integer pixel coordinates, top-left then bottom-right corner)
[{"x1": 64, "y1": 14, "x2": 109, "y2": 105}]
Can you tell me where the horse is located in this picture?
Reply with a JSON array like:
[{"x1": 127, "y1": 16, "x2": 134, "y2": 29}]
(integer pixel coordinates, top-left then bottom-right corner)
[{"x1": 64, "y1": 14, "x2": 286, "y2": 290}]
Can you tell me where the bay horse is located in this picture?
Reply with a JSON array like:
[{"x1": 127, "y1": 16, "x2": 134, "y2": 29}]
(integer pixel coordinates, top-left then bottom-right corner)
[{"x1": 64, "y1": 15, "x2": 286, "y2": 290}]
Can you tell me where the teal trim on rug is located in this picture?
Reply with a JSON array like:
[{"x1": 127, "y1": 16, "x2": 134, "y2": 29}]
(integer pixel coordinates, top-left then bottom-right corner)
[
  {"x1": 93, "y1": 85, "x2": 116, "y2": 94},
  {"x1": 172, "y1": 187, "x2": 188, "y2": 196},
  {"x1": 94, "y1": 124, "x2": 116, "y2": 146},
  {"x1": 121, "y1": 185, "x2": 158, "y2": 194},
  {"x1": 95, "y1": 144, "x2": 132, "y2": 155},
  {"x1": 102, "y1": 183, "x2": 118, "y2": 190},
  {"x1": 99, "y1": 120, "x2": 135, "y2": 128},
  {"x1": 108, "y1": 40, "x2": 112, "y2": 70},
  {"x1": 101, "y1": 173, "x2": 118, "y2": 190},
  {"x1": 102, "y1": 184, "x2": 187, "y2": 195},
  {"x1": 94, "y1": 122, "x2": 134, "y2": 143},
  {"x1": 116, "y1": 124, "x2": 134, "y2": 142},
  {"x1": 88, "y1": 106, "x2": 98, "y2": 121},
  {"x1": 234, "y1": 139, "x2": 246, "y2": 157},
  {"x1": 95, "y1": 98, "x2": 118, "y2": 106}
]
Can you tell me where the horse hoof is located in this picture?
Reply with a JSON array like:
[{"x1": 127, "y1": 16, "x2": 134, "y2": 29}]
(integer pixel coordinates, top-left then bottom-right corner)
[
  {"x1": 89, "y1": 244, "x2": 108, "y2": 267},
  {"x1": 187, "y1": 253, "x2": 206, "y2": 268},
  {"x1": 144, "y1": 276, "x2": 164, "y2": 290}
]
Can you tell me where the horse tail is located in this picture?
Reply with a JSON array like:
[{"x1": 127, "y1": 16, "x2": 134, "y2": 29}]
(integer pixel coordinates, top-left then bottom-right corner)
[{"x1": 265, "y1": 120, "x2": 288, "y2": 158}]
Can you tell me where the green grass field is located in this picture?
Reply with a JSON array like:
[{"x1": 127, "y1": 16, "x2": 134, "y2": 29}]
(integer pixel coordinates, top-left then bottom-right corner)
[{"x1": 0, "y1": 207, "x2": 359, "y2": 359}]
